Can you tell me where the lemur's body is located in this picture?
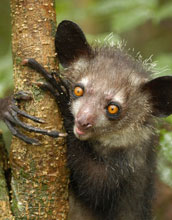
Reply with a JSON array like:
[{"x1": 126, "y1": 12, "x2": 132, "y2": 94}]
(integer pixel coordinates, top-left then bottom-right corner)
[
  {"x1": 62, "y1": 47, "x2": 157, "y2": 220},
  {"x1": 1, "y1": 20, "x2": 172, "y2": 220}
]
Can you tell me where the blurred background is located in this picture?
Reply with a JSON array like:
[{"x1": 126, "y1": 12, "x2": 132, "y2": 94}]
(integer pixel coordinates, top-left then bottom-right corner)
[{"x1": 0, "y1": 0, "x2": 172, "y2": 218}]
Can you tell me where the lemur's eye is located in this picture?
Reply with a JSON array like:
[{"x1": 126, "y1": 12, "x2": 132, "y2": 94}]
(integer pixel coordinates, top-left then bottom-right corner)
[
  {"x1": 108, "y1": 104, "x2": 119, "y2": 114},
  {"x1": 106, "y1": 102, "x2": 121, "y2": 119},
  {"x1": 73, "y1": 85, "x2": 84, "y2": 97}
]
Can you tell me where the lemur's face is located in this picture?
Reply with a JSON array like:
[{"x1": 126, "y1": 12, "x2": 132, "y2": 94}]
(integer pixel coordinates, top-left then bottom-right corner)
[
  {"x1": 71, "y1": 77, "x2": 122, "y2": 141},
  {"x1": 70, "y1": 55, "x2": 151, "y2": 145}
]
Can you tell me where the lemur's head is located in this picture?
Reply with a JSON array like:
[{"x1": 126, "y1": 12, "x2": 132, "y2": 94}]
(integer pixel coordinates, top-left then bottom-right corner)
[{"x1": 55, "y1": 20, "x2": 172, "y2": 147}]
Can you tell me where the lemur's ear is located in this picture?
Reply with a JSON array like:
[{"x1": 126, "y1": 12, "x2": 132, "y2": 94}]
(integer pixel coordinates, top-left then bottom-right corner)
[
  {"x1": 142, "y1": 76, "x2": 172, "y2": 117},
  {"x1": 55, "y1": 20, "x2": 92, "y2": 67}
]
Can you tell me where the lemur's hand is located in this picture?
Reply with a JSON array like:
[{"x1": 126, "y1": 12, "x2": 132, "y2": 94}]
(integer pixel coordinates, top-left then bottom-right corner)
[
  {"x1": 23, "y1": 58, "x2": 72, "y2": 123},
  {"x1": 0, "y1": 91, "x2": 66, "y2": 145}
]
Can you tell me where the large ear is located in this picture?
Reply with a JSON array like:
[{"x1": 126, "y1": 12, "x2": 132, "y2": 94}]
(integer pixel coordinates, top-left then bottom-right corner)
[
  {"x1": 142, "y1": 76, "x2": 172, "y2": 117},
  {"x1": 55, "y1": 20, "x2": 92, "y2": 67}
]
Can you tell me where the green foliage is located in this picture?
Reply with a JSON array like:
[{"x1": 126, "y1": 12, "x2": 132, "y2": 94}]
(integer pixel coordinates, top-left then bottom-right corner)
[
  {"x1": 159, "y1": 128, "x2": 172, "y2": 187},
  {"x1": 87, "y1": 33, "x2": 120, "y2": 46},
  {"x1": 0, "y1": 49, "x2": 13, "y2": 97},
  {"x1": 55, "y1": 0, "x2": 88, "y2": 22},
  {"x1": 92, "y1": 0, "x2": 157, "y2": 33},
  {"x1": 159, "y1": 129, "x2": 172, "y2": 162},
  {"x1": 154, "y1": 2, "x2": 172, "y2": 22},
  {"x1": 0, "y1": 0, "x2": 13, "y2": 97},
  {"x1": 155, "y1": 54, "x2": 172, "y2": 76}
]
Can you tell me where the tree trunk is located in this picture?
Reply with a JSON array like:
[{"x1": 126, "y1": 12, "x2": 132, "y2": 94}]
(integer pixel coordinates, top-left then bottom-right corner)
[{"x1": 10, "y1": 0, "x2": 69, "y2": 219}]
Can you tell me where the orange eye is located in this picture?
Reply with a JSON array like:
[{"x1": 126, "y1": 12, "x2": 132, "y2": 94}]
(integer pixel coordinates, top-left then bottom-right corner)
[
  {"x1": 74, "y1": 86, "x2": 84, "y2": 97},
  {"x1": 107, "y1": 104, "x2": 119, "y2": 114}
]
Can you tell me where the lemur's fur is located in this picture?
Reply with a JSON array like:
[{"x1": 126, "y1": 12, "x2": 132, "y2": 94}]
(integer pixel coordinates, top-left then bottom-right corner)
[{"x1": 1, "y1": 20, "x2": 172, "y2": 220}]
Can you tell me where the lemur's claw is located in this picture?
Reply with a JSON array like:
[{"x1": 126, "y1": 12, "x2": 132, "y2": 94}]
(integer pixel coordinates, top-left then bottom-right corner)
[
  {"x1": 5, "y1": 119, "x2": 40, "y2": 145},
  {"x1": 13, "y1": 91, "x2": 32, "y2": 101},
  {"x1": 22, "y1": 58, "x2": 29, "y2": 65},
  {"x1": 24, "y1": 58, "x2": 70, "y2": 104},
  {"x1": 0, "y1": 90, "x2": 66, "y2": 145}
]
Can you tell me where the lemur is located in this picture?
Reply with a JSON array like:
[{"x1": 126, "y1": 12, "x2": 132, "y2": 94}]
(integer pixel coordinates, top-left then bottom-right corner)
[{"x1": 1, "y1": 20, "x2": 172, "y2": 220}]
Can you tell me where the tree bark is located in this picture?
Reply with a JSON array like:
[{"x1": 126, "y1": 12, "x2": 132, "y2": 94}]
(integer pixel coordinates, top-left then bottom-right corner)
[{"x1": 10, "y1": 0, "x2": 69, "y2": 219}]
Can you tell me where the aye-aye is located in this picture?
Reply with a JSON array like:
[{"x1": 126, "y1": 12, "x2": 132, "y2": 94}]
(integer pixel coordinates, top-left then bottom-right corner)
[{"x1": 1, "y1": 20, "x2": 172, "y2": 220}]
